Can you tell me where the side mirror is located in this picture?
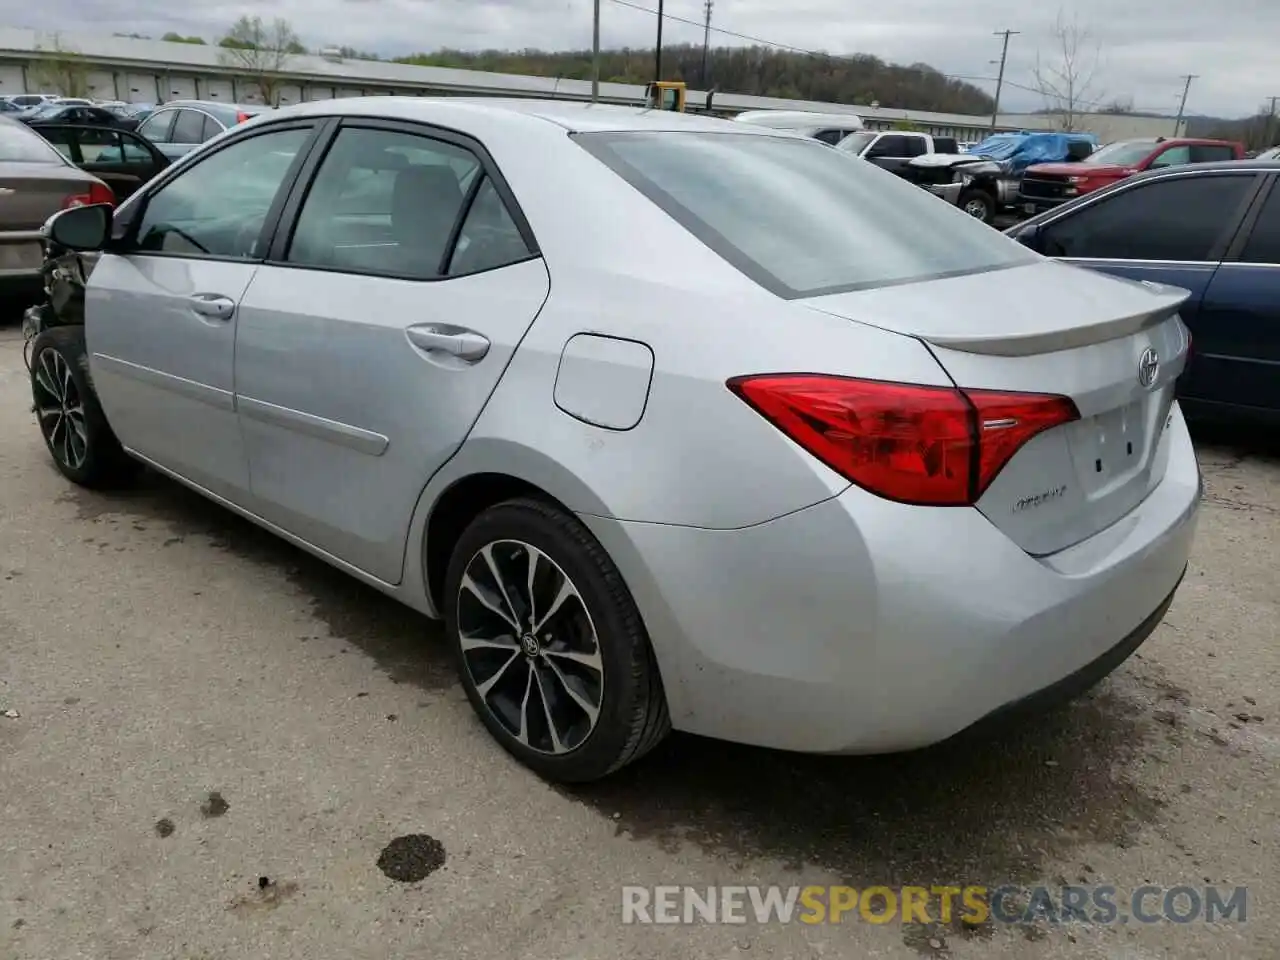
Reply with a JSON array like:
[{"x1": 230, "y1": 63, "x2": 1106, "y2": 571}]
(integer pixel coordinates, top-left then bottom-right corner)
[
  {"x1": 44, "y1": 203, "x2": 112, "y2": 251},
  {"x1": 1008, "y1": 222, "x2": 1042, "y2": 251}
]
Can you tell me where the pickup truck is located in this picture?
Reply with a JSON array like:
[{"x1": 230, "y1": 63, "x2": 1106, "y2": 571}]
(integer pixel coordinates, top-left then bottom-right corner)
[
  {"x1": 1018, "y1": 137, "x2": 1245, "y2": 216},
  {"x1": 835, "y1": 130, "x2": 961, "y2": 201}
]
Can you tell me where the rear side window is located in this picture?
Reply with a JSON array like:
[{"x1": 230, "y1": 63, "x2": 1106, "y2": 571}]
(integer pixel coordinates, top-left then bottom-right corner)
[
  {"x1": 201, "y1": 114, "x2": 223, "y2": 141},
  {"x1": 1192, "y1": 144, "x2": 1237, "y2": 163},
  {"x1": 576, "y1": 131, "x2": 1036, "y2": 298},
  {"x1": 1040, "y1": 174, "x2": 1254, "y2": 261},
  {"x1": 170, "y1": 110, "x2": 206, "y2": 145}
]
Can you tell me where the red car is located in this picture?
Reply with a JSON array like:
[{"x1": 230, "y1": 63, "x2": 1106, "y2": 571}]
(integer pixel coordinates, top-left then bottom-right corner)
[{"x1": 1017, "y1": 137, "x2": 1244, "y2": 215}]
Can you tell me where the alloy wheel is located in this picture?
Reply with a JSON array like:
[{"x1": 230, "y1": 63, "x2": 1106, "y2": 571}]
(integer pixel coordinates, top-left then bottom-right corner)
[
  {"x1": 963, "y1": 198, "x2": 989, "y2": 220},
  {"x1": 456, "y1": 539, "x2": 604, "y2": 755},
  {"x1": 32, "y1": 348, "x2": 88, "y2": 471}
]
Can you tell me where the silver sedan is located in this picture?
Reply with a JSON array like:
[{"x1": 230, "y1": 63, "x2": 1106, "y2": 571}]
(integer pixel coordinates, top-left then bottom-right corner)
[{"x1": 33, "y1": 97, "x2": 1200, "y2": 782}]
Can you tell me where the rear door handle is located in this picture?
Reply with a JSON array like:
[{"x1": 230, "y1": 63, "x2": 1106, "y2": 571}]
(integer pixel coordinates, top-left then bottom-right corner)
[
  {"x1": 406, "y1": 324, "x2": 490, "y2": 362},
  {"x1": 187, "y1": 294, "x2": 236, "y2": 321}
]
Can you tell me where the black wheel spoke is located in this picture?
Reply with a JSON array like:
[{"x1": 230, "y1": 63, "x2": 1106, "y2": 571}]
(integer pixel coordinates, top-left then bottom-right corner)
[{"x1": 457, "y1": 539, "x2": 604, "y2": 755}]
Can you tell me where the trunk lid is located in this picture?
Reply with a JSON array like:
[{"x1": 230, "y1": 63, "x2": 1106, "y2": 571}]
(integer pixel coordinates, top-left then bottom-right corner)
[
  {"x1": 803, "y1": 259, "x2": 1192, "y2": 555},
  {"x1": 0, "y1": 161, "x2": 98, "y2": 230}
]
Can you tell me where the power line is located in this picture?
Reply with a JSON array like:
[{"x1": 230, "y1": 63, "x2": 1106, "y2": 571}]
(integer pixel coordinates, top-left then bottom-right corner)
[{"x1": 606, "y1": 0, "x2": 1171, "y2": 115}]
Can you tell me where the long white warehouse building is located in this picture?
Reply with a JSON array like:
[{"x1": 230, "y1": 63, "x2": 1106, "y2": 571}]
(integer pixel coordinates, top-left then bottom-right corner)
[{"x1": 0, "y1": 26, "x2": 1178, "y2": 142}]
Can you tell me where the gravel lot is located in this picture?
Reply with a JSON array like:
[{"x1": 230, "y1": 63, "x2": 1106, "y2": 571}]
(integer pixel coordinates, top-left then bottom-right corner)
[{"x1": 1, "y1": 318, "x2": 1277, "y2": 959}]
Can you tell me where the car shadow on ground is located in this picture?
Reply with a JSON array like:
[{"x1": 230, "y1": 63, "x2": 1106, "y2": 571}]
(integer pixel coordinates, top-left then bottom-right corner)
[{"x1": 52, "y1": 464, "x2": 1210, "y2": 920}]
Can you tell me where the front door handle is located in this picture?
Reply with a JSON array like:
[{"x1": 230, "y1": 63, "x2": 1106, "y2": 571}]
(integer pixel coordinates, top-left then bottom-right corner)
[
  {"x1": 406, "y1": 324, "x2": 490, "y2": 362},
  {"x1": 187, "y1": 293, "x2": 236, "y2": 321}
]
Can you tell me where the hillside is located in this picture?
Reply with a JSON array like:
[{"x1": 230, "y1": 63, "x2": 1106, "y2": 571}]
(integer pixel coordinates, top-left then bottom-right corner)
[
  {"x1": 392, "y1": 43, "x2": 997, "y2": 116},
  {"x1": 1185, "y1": 110, "x2": 1279, "y2": 150}
]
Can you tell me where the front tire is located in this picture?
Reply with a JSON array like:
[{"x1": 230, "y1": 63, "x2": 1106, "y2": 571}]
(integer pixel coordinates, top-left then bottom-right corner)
[
  {"x1": 959, "y1": 188, "x2": 996, "y2": 223},
  {"x1": 444, "y1": 497, "x2": 669, "y2": 783},
  {"x1": 29, "y1": 325, "x2": 135, "y2": 488}
]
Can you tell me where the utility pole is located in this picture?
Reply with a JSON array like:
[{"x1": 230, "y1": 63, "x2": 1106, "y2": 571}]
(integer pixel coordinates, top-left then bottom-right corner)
[
  {"x1": 989, "y1": 29, "x2": 1019, "y2": 131},
  {"x1": 1265, "y1": 95, "x2": 1279, "y2": 150},
  {"x1": 700, "y1": 0, "x2": 713, "y2": 89},
  {"x1": 654, "y1": 0, "x2": 664, "y2": 81},
  {"x1": 1173, "y1": 74, "x2": 1198, "y2": 136},
  {"x1": 591, "y1": 0, "x2": 601, "y2": 102}
]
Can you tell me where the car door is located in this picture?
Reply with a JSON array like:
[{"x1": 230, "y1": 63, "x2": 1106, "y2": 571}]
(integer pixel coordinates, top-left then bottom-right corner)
[
  {"x1": 1034, "y1": 170, "x2": 1263, "y2": 406},
  {"x1": 1196, "y1": 176, "x2": 1280, "y2": 413},
  {"x1": 233, "y1": 120, "x2": 550, "y2": 583},
  {"x1": 863, "y1": 134, "x2": 916, "y2": 174},
  {"x1": 65, "y1": 127, "x2": 169, "y2": 200},
  {"x1": 87, "y1": 121, "x2": 323, "y2": 501}
]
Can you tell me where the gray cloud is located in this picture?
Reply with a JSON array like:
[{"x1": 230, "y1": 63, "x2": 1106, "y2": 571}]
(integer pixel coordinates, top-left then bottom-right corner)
[{"x1": 15, "y1": 0, "x2": 1275, "y2": 117}]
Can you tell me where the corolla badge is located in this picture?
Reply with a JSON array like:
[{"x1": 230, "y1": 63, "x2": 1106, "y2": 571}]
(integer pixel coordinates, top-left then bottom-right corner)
[{"x1": 1137, "y1": 347, "x2": 1159, "y2": 388}]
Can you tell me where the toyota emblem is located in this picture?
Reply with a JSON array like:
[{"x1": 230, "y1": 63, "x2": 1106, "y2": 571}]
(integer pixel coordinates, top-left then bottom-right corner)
[{"x1": 1137, "y1": 347, "x2": 1159, "y2": 388}]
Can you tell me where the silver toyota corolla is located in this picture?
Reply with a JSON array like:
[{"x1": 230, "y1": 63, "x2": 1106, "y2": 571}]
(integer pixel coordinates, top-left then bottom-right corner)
[{"x1": 32, "y1": 97, "x2": 1200, "y2": 783}]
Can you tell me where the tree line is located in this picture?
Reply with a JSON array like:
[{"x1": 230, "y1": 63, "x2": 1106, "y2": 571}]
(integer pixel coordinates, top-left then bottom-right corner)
[
  {"x1": 392, "y1": 44, "x2": 997, "y2": 115},
  {"x1": 107, "y1": 21, "x2": 995, "y2": 116}
]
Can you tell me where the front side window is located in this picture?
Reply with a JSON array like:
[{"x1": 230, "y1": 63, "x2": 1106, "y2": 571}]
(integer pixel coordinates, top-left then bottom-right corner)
[
  {"x1": 1039, "y1": 174, "x2": 1254, "y2": 262},
  {"x1": 867, "y1": 135, "x2": 909, "y2": 158},
  {"x1": 576, "y1": 131, "x2": 1036, "y2": 298},
  {"x1": 75, "y1": 128, "x2": 129, "y2": 163},
  {"x1": 286, "y1": 127, "x2": 482, "y2": 279},
  {"x1": 134, "y1": 127, "x2": 311, "y2": 258},
  {"x1": 1148, "y1": 145, "x2": 1192, "y2": 169}
]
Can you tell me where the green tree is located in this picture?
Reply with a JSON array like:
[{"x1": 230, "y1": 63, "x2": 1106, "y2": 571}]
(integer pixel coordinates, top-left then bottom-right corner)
[
  {"x1": 217, "y1": 16, "x2": 304, "y2": 105},
  {"x1": 162, "y1": 32, "x2": 207, "y2": 45}
]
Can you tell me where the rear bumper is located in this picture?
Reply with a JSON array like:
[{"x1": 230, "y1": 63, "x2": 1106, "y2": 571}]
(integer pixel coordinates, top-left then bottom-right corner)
[{"x1": 583, "y1": 405, "x2": 1201, "y2": 754}]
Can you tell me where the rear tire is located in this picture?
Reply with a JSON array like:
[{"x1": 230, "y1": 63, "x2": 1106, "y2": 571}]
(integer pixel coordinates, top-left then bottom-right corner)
[
  {"x1": 959, "y1": 188, "x2": 996, "y2": 223},
  {"x1": 444, "y1": 497, "x2": 670, "y2": 783},
  {"x1": 29, "y1": 325, "x2": 136, "y2": 489}
]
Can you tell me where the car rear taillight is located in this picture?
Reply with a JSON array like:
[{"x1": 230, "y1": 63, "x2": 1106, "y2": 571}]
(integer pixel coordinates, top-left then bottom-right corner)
[
  {"x1": 727, "y1": 374, "x2": 1079, "y2": 507},
  {"x1": 62, "y1": 181, "x2": 116, "y2": 209},
  {"x1": 235, "y1": 111, "x2": 253, "y2": 124}
]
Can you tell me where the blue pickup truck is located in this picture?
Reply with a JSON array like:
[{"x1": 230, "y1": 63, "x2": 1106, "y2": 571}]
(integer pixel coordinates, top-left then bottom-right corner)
[{"x1": 1008, "y1": 160, "x2": 1280, "y2": 422}]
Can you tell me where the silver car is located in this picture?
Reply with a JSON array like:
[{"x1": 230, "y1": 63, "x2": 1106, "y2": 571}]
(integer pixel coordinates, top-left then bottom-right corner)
[{"x1": 33, "y1": 97, "x2": 1201, "y2": 783}]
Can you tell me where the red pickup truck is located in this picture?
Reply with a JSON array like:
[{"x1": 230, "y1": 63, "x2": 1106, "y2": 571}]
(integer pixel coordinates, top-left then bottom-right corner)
[{"x1": 1017, "y1": 137, "x2": 1245, "y2": 215}]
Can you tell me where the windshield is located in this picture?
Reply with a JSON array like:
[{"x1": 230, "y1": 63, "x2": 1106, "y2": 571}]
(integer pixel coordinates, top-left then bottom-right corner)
[
  {"x1": 29, "y1": 103, "x2": 67, "y2": 119},
  {"x1": 836, "y1": 131, "x2": 876, "y2": 154},
  {"x1": 1084, "y1": 140, "x2": 1159, "y2": 166},
  {"x1": 575, "y1": 131, "x2": 1035, "y2": 299},
  {"x1": 0, "y1": 121, "x2": 66, "y2": 163}
]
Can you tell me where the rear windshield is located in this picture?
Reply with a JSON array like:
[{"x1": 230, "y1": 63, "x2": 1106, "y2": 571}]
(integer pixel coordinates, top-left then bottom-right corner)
[
  {"x1": 0, "y1": 122, "x2": 66, "y2": 163},
  {"x1": 575, "y1": 131, "x2": 1035, "y2": 299}
]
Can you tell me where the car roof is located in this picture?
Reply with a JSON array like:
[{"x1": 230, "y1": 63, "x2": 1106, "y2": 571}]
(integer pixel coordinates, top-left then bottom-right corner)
[
  {"x1": 1125, "y1": 159, "x2": 1280, "y2": 179},
  {"x1": 157, "y1": 100, "x2": 266, "y2": 115},
  {"x1": 267, "y1": 96, "x2": 783, "y2": 136}
]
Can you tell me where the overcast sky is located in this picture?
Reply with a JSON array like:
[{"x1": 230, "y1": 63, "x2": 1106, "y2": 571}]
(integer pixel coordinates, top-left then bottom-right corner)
[{"x1": 18, "y1": 0, "x2": 1277, "y2": 118}]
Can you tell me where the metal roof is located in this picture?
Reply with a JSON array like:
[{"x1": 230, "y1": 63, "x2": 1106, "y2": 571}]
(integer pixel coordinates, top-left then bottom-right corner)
[{"x1": 0, "y1": 25, "x2": 1056, "y2": 132}]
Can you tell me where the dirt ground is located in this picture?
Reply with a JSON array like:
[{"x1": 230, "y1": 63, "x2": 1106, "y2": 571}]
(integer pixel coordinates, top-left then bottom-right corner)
[{"x1": 1, "y1": 320, "x2": 1277, "y2": 959}]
